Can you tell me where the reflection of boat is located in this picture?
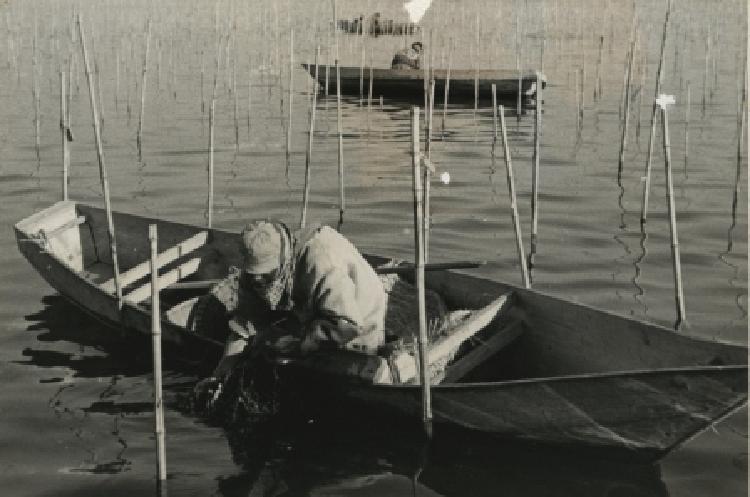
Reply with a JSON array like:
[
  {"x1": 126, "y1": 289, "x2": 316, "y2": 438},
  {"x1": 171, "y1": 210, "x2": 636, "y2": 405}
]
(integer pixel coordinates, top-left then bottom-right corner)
[
  {"x1": 302, "y1": 64, "x2": 545, "y2": 100},
  {"x1": 15, "y1": 201, "x2": 748, "y2": 461},
  {"x1": 218, "y1": 411, "x2": 670, "y2": 497}
]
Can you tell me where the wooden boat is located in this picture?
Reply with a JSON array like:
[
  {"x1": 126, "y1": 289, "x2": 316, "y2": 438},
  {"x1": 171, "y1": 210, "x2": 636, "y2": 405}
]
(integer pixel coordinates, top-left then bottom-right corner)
[
  {"x1": 15, "y1": 201, "x2": 748, "y2": 461},
  {"x1": 302, "y1": 64, "x2": 545, "y2": 101}
]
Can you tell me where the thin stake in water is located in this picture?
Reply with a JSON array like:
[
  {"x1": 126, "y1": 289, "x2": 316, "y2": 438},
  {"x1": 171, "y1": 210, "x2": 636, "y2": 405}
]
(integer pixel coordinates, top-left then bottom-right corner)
[
  {"x1": 137, "y1": 19, "x2": 151, "y2": 159},
  {"x1": 148, "y1": 224, "x2": 167, "y2": 482},
  {"x1": 657, "y1": 95, "x2": 685, "y2": 329},
  {"x1": 300, "y1": 47, "x2": 320, "y2": 229},
  {"x1": 411, "y1": 106, "x2": 432, "y2": 438},
  {"x1": 499, "y1": 105, "x2": 530, "y2": 288},
  {"x1": 77, "y1": 14, "x2": 123, "y2": 308},
  {"x1": 640, "y1": 0, "x2": 672, "y2": 225}
]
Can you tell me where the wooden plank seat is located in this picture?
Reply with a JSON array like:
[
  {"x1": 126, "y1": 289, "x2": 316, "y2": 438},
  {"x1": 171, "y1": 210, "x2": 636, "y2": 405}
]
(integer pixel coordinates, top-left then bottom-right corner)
[
  {"x1": 125, "y1": 258, "x2": 202, "y2": 304},
  {"x1": 99, "y1": 231, "x2": 208, "y2": 301}
]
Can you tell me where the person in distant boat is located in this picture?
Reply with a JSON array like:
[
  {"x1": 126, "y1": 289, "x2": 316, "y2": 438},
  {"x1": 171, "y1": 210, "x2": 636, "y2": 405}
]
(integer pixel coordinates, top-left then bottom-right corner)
[
  {"x1": 391, "y1": 41, "x2": 423, "y2": 70},
  {"x1": 194, "y1": 220, "x2": 387, "y2": 399}
]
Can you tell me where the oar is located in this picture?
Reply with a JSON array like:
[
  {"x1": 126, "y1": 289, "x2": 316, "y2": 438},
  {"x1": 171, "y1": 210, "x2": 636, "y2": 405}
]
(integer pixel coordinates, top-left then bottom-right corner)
[{"x1": 163, "y1": 261, "x2": 485, "y2": 291}]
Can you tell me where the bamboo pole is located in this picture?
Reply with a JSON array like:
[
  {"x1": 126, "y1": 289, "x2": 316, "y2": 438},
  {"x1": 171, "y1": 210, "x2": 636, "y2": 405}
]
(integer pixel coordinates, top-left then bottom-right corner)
[
  {"x1": 491, "y1": 84, "x2": 498, "y2": 156},
  {"x1": 33, "y1": 20, "x2": 40, "y2": 163},
  {"x1": 233, "y1": 53, "x2": 239, "y2": 151},
  {"x1": 77, "y1": 15, "x2": 123, "y2": 307},
  {"x1": 658, "y1": 96, "x2": 685, "y2": 329},
  {"x1": 594, "y1": 35, "x2": 603, "y2": 101},
  {"x1": 684, "y1": 81, "x2": 690, "y2": 173},
  {"x1": 442, "y1": 39, "x2": 452, "y2": 137},
  {"x1": 247, "y1": 53, "x2": 253, "y2": 138},
  {"x1": 640, "y1": 0, "x2": 672, "y2": 225},
  {"x1": 148, "y1": 224, "x2": 167, "y2": 481},
  {"x1": 499, "y1": 105, "x2": 530, "y2": 288},
  {"x1": 618, "y1": 31, "x2": 637, "y2": 180},
  {"x1": 115, "y1": 50, "x2": 120, "y2": 112},
  {"x1": 575, "y1": 70, "x2": 583, "y2": 135},
  {"x1": 286, "y1": 30, "x2": 294, "y2": 163},
  {"x1": 411, "y1": 106, "x2": 432, "y2": 437},
  {"x1": 200, "y1": 49, "x2": 205, "y2": 115},
  {"x1": 530, "y1": 70, "x2": 543, "y2": 272},
  {"x1": 300, "y1": 47, "x2": 319, "y2": 229},
  {"x1": 61, "y1": 71, "x2": 70, "y2": 201},
  {"x1": 207, "y1": 36, "x2": 221, "y2": 229},
  {"x1": 359, "y1": 43, "x2": 365, "y2": 107},
  {"x1": 336, "y1": 59, "x2": 345, "y2": 227},
  {"x1": 424, "y1": 79, "x2": 435, "y2": 262},
  {"x1": 137, "y1": 19, "x2": 151, "y2": 159}
]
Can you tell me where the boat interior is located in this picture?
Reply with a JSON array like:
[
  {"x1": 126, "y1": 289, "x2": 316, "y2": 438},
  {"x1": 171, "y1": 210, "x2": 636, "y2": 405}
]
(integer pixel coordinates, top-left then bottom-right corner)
[{"x1": 16, "y1": 201, "x2": 748, "y2": 385}]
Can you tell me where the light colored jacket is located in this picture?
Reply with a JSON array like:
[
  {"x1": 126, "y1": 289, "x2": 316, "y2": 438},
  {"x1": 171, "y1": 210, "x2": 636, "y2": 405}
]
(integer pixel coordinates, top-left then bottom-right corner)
[
  {"x1": 391, "y1": 48, "x2": 420, "y2": 70},
  {"x1": 292, "y1": 226, "x2": 386, "y2": 353}
]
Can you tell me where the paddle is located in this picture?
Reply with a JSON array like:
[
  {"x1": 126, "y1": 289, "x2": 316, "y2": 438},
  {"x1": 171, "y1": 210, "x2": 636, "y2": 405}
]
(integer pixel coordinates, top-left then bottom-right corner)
[{"x1": 164, "y1": 261, "x2": 485, "y2": 291}]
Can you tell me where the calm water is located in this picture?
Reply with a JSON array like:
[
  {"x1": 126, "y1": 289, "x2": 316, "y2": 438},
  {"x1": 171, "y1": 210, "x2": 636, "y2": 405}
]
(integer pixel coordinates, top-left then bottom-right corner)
[{"x1": 0, "y1": 0, "x2": 747, "y2": 495}]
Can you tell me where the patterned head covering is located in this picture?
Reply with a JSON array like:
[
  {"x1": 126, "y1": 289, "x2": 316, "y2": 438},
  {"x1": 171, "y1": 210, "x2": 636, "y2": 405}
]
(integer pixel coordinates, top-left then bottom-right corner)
[
  {"x1": 241, "y1": 220, "x2": 284, "y2": 274},
  {"x1": 239, "y1": 220, "x2": 294, "y2": 310}
]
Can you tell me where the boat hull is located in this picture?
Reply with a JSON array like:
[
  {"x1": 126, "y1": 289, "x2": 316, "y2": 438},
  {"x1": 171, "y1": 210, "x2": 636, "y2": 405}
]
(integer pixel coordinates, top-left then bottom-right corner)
[
  {"x1": 303, "y1": 64, "x2": 544, "y2": 100},
  {"x1": 289, "y1": 366, "x2": 745, "y2": 461},
  {"x1": 15, "y1": 202, "x2": 748, "y2": 460}
]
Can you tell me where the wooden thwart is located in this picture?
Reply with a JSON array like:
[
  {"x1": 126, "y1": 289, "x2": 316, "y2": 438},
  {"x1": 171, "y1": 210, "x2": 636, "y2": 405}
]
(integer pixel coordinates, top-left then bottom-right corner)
[
  {"x1": 100, "y1": 231, "x2": 207, "y2": 293},
  {"x1": 394, "y1": 292, "x2": 517, "y2": 384},
  {"x1": 162, "y1": 261, "x2": 485, "y2": 291},
  {"x1": 429, "y1": 292, "x2": 514, "y2": 366},
  {"x1": 125, "y1": 257, "x2": 201, "y2": 304},
  {"x1": 443, "y1": 318, "x2": 523, "y2": 383}
]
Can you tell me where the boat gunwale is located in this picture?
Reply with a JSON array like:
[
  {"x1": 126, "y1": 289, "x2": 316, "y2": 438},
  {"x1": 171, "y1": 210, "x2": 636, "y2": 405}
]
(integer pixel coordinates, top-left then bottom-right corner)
[{"x1": 15, "y1": 202, "x2": 749, "y2": 383}]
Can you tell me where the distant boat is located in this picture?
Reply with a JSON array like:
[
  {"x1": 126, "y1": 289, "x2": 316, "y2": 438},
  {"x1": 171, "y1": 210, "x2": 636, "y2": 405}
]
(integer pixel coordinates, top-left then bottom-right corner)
[
  {"x1": 16, "y1": 201, "x2": 748, "y2": 461},
  {"x1": 303, "y1": 64, "x2": 545, "y2": 101}
]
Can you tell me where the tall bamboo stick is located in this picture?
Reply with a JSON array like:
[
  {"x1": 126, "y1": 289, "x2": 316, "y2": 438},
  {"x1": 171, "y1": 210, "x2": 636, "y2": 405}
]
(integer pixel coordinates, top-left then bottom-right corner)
[
  {"x1": 247, "y1": 53, "x2": 253, "y2": 138},
  {"x1": 286, "y1": 30, "x2": 294, "y2": 162},
  {"x1": 33, "y1": 20, "x2": 40, "y2": 163},
  {"x1": 300, "y1": 47, "x2": 319, "y2": 229},
  {"x1": 115, "y1": 50, "x2": 119, "y2": 112},
  {"x1": 658, "y1": 97, "x2": 685, "y2": 329},
  {"x1": 492, "y1": 83, "x2": 498, "y2": 156},
  {"x1": 530, "y1": 71, "x2": 543, "y2": 272},
  {"x1": 77, "y1": 15, "x2": 122, "y2": 307},
  {"x1": 442, "y1": 39, "x2": 452, "y2": 137},
  {"x1": 499, "y1": 105, "x2": 530, "y2": 288},
  {"x1": 423, "y1": 79, "x2": 435, "y2": 262},
  {"x1": 61, "y1": 71, "x2": 70, "y2": 201},
  {"x1": 640, "y1": 0, "x2": 672, "y2": 225},
  {"x1": 684, "y1": 81, "x2": 690, "y2": 173},
  {"x1": 137, "y1": 19, "x2": 151, "y2": 159},
  {"x1": 233, "y1": 53, "x2": 239, "y2": 151},
  {"x1": 411, "y1": 106, "x2": 432, "y2": 437},
  {"x1": 618, "y1": 30, "x2": 637, "y2": 179},
  {"x1": 207, "y1": 35, "x2": 221, "y2": 229},
  {"x1": 594, "y1": 35, "x2": 603, "y2": 101},
  {"x1": 336, "y1": 59, "x2": 345, "y2": 227},
  {"x1": 148, "y1": 224, "x2": 167, "y2": 482},
  {"x1": 359, "y1": 43, "x2": 365, "y2": 107}
]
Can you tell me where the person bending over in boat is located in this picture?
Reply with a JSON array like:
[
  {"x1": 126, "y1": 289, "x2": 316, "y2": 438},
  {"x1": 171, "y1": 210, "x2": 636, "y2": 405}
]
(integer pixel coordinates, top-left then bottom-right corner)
[
  {"x1": 391, "y1": 41, "x2": 423, "y2": 70},
  {"x1": 194, "y1": 220, "x2": 387, "y2": 401}
]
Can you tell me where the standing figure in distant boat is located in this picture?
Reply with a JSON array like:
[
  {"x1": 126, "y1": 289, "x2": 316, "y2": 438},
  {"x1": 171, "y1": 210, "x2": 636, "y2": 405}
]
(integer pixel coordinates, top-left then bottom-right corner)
[
  {"x1": 193, "y1": 220, "x2": 387, "y2": 402},
  {"x1": 391, "y1": 41, "x2": 423, "y2": 70},
  {"x1": 369, "y1": 12, "x2": 381, "y2": 36}
]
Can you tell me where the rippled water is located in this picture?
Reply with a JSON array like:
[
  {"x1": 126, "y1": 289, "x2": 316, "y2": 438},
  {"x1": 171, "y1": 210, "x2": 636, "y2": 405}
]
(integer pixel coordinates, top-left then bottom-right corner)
[{"x1": 0, "y1": 0, "x2": 747, "y2": 495}]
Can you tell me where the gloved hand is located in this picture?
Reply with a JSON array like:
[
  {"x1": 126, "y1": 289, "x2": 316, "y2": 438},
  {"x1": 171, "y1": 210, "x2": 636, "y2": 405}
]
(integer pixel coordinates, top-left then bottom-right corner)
[{"x1": 192, "y1": 376, "x2": 224, "y2": 413}]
